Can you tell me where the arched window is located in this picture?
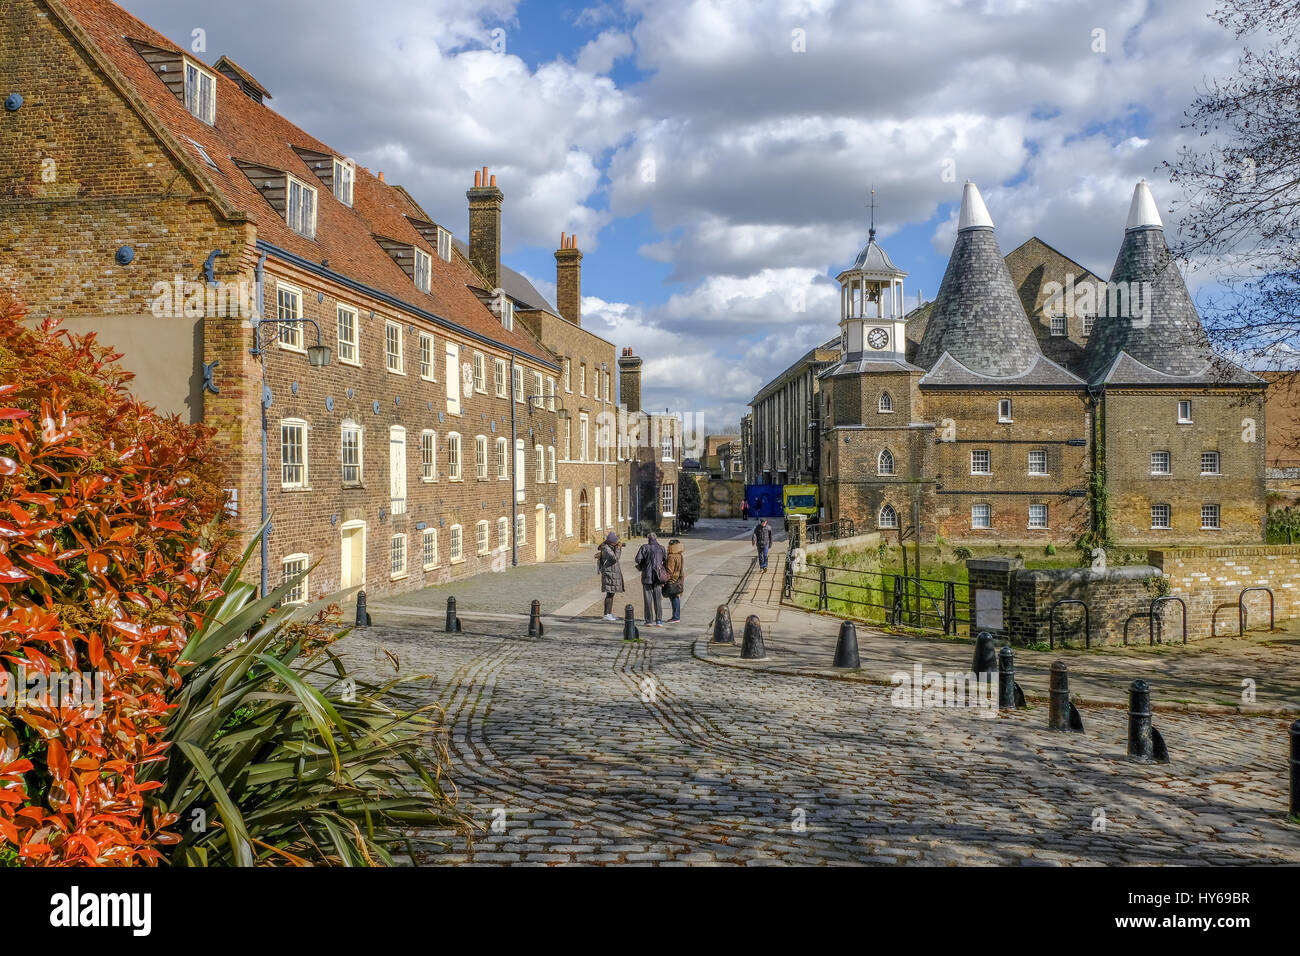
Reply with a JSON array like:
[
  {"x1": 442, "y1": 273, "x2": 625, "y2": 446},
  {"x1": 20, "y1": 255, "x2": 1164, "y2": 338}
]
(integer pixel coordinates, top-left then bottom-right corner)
[
  {"x1": 878, "y1": 448, "x2": 895, "y2": 476},
  {"x1": 878, "y1": 392, "x2": 893, "y2": 413},
  {"x1": 878, "y1": 504, "x2": 898, "y2": 529}
]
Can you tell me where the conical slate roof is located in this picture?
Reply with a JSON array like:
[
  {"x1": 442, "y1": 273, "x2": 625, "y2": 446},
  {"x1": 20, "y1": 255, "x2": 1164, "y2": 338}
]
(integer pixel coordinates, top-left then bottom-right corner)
[
  {"x1": 1081, "y1": 181, "x2": 1219, "y2": 383},
  {"x1": 913, "y1": 183, "x2": 1043, "y2": 376}
]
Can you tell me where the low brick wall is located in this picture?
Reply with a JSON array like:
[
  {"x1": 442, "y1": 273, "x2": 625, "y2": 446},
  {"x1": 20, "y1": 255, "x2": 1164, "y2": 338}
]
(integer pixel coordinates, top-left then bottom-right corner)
[
  {"x1": 1149, "y1": 545, "x2": 1300, "y2": 637},
  {"x1": 804, "y1": 531, "x2": 881, "y2": 557}
]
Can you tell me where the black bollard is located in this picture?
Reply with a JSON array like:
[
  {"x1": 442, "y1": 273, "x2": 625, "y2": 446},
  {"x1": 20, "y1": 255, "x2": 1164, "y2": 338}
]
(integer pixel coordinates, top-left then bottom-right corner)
[
  {"x1": 712, "y1": 605, "x2": 734, "y2": 644},
  {"x1": 1127, "y1": 680, "x2": 1167, "y2": 762},
  {"x1": 1048, "y1": 661, "x2": 1072, "y2": 731},
  {"x1": 1291, "y1": 719, "x2": 1300, "y2": 819},
  {"x1": 997, "y1": 646, "x2": 1015, "y2": 710},
  {"x1": 528, "y1": 599, "x2": 544, "y2": 637},
  {"x1": 832, "y1": 620, "x2": 860, "y2": 668},
  {"x1": 740, "y1": 614, "x2": 766, "y2": 660},
  {"x1": 623, "y1": 604, "x2": 640, "y2": 642},
  {"x1": 973, "y1": 631, "x2": 998, "y2": 676},
  {"x1": 446, "y1": 596, "x2": 461, "y2": 633},
  {"x1": 354, "y1": 590, "x2": 369, "y2": 628}
]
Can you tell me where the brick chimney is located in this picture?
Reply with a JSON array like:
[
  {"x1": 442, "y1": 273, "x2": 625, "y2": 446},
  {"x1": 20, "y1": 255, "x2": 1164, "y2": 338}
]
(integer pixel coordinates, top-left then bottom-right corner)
[
  {"x1": 618, "y1": 346, "x2": 642, "y2": 414},
  {"x1": 467, "y1": 166, "x2": 503, "y2": 290},
  {"x1": 555, "y1": 232, "x2": 583, "y2": 326}
]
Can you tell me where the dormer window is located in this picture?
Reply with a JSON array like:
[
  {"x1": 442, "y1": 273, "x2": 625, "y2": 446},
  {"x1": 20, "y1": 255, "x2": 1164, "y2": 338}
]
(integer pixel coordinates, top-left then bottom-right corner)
[
  {"x1": 286, "y1": 175, "x2": 317, "y2": 239},
  {"x1": 333, "y1": 158, "x2": 354, "y2": 206},
  {"x1": 414, "y1": 248, "x2": 432, "y2": 293},
  {"x1": 998, "y1": 399, "x2": 1013, "y2": 423},
  {"x1": 437, "y1": 227, "x2": 453, "y2": 263},
  {"x1": 184, "y1": 59, "x2": 216, "y2": 125},
  {"x1": 497, "y1": 294, "x2": 514, "y2": 332}
]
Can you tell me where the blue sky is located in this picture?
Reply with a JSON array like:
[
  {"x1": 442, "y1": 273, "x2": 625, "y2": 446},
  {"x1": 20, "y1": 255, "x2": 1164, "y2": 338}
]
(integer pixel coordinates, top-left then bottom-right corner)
[{"x1": 118, "y1": 0, "x2": 1251, "y2": 429}]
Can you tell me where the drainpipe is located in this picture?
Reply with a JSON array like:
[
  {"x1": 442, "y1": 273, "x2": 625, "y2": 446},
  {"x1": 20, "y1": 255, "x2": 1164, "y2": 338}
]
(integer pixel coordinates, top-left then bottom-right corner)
[
  {"x1": 510, "y1": 353, "x2": 519, "y2": 567},
  {"x1": 600, "y1": 362, "x2": 608, "y2": 534},
  {"x1": 255, "y1": 253, "x2": 270, "y2": 597}
]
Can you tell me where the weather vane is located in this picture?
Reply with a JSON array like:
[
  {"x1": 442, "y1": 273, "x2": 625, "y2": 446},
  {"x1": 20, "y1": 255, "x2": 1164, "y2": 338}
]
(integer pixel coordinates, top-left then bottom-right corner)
[{"x1": 867, "y1": 185, "x2": 878, "y2": 240}]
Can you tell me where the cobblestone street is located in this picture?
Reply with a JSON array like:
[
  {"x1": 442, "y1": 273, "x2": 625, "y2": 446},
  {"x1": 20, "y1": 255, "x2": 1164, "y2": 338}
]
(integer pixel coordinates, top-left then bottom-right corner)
[{"x1": 338, "y1": 522, "x2": 1300, "y2": 865}]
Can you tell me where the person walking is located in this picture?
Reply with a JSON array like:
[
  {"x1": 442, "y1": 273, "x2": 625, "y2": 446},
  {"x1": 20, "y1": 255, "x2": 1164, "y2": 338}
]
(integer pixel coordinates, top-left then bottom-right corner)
[
  {"x1": 740, "y1": 498, "x2": 749, "y2": 521},
  {"x1": 634, "y1": 532, "x2": 668, "y2": 627},
  {"x1": 752, "y1": 518, "x2": 773, "y2": 571},
  {"x1": 664, "y1": 538, "x2": 685, "y2": 624},
  {"x1": 596, "y1": 531, "x2": 624, "y2": 622}
]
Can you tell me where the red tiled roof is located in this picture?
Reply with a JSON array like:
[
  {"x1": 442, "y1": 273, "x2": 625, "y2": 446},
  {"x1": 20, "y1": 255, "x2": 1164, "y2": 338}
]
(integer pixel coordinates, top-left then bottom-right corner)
[{"x1": 48, "y1": 0, "x2": 556, "y2": 366}]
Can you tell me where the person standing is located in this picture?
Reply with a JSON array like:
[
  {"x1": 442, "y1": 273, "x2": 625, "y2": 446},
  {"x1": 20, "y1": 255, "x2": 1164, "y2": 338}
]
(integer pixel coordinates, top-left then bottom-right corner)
[
  {"x1": 664, "y1": 538, "x2": 685, "y2": 624},
  {"x1": 752, "y1": 518, "x2": 773, "y2": 571},
  {"x1": 740, "y1": 498, "x2": 749, "y2": 521},
  {"x1": 597, "y1": 531, "x2": 624, "y2": 622},
  {"x1": 634, "y1": 532, "x2": 667, "y2": 627}
]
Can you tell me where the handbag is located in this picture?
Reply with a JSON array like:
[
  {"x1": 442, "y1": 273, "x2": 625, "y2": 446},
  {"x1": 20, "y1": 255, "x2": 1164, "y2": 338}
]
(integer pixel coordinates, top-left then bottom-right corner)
[{"x1": 655, "y1": 565, "x2": 669, "y2": 585}]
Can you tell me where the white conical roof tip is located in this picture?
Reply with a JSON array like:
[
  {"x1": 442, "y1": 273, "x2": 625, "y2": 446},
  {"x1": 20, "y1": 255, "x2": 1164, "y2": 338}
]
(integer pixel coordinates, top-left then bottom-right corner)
[
  {"x1": 1126, "y1": 179, "x2": 1163, "y2": 230},
  {"x1": 958, "y1": 181, "x2": 995, "y2": 231}
]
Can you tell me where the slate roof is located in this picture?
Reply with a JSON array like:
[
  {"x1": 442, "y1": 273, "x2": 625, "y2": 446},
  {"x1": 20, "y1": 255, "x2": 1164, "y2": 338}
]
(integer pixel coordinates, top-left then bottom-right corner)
[
  {"x1": 847, "y1": 233, "x2": 905, "y2": 275},
  {"x1": 821, "y1": 356, "x2": 925, "y2": 379},
  {"x1": 913, "y1": 190, "x2": 1044, "y2": 377},
  {"x1": 451, "y1": 237, "x2": 560, "y2": 316},
  {"x1": 918, "y1": 351, "x2": 1085, "y2": 388},
  {"x1": 1097, "y1": 351, "x2": 1261, "y2": 387},
  {"x1": 51, "y1": 0, "x2": 557, "y2": 367}
]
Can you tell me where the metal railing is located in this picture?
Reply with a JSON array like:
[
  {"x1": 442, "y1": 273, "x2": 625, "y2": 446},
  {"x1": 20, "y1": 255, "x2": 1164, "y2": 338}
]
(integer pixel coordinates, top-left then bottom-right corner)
[
  {"x1": 1048, "y1": 599, "x2": 1091, "y2": 649},
  {"x1": 781, "y1": 554, "x2": 970, "y2": 636}
]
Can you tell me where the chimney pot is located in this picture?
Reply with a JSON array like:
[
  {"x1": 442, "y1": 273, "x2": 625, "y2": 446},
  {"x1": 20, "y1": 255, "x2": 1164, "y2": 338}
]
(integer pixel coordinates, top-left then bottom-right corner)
[
  {"x1": 474, "y1": 170, "x2": 481, "y2": 187},
  {"x1": 490, "y1": 174, "x2": 496, "y2": 187},
  {"x1": 378, "y1": 171, "x2": 385, "y2": 183}
]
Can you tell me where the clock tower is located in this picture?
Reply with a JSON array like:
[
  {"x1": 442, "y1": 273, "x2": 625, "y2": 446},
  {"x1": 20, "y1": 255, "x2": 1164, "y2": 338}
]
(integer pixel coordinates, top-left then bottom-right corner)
[{"x1": 836, "y1": 224, "x2": 908, "y2": 362}]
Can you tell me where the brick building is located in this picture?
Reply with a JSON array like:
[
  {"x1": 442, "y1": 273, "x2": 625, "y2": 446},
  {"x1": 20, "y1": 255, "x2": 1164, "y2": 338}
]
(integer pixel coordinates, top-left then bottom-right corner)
[
  {"x1": 748, "y1": 341, "x2": 839, "y2": 487},
  {"x1": 617, "y1": 348, "x2": 682, "y2": 532},
  {"x1": 0, "y1": 0, "x2": 575, "y2": 601},
  {"x1": 811, "y1": 180, "x2": 1266, "y2": 545}
]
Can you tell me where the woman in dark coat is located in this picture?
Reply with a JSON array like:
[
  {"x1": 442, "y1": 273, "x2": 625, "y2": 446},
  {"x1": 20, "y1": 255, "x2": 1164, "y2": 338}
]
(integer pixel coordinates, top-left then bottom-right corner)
[{"x1": 597, "y1": 531, "x2": 625, "y2": 621}]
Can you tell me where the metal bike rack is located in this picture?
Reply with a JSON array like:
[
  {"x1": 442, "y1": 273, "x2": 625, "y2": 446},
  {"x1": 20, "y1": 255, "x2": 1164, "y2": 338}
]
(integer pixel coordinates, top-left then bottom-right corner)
[
  {"x1": 1148, "y1": 595, "x2": 1188, "y2": 646},
  {"x1": 1239, "y1": 587, "x2": 1275, "y2": 636},
  {"x1": 1049, "y1": 598, "x2": 1091, "y2": 649}
]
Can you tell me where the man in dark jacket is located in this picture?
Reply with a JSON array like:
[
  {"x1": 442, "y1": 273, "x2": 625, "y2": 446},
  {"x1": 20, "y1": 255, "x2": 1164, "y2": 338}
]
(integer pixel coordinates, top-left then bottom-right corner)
[
  {"x1": 752, "y1": 519, "x2": 773, "y2": 570},
  {"x1": 597, "y1": 532, "x2": 624, "y2": 621},
  {"x1": 634, "y1": 533, "x2": 667, "y2": 627}
]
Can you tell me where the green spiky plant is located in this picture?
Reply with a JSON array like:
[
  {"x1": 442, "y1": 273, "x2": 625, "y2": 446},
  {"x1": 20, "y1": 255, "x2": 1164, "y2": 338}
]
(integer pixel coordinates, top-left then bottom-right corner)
[{"x1": 141, "y1": 526, "x2": 473, "y2": 865}]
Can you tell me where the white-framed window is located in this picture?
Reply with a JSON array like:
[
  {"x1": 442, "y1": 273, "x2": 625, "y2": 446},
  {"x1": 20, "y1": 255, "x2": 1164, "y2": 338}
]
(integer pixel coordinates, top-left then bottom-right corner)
[
  {"x1": 499, "y1": 296, "x2": 514, "y2": 332},
  {"x1": 183, "y1": 59, "x2": 216, "y2": 125},
  {"x1": 661, "y1": 482, "x2": 674, "y2": 516},
  {"x1": 1178, "y1": 400, "x2": 1193, "y2": 423},
  {"x1": 449, "y1": 525, "x2": 464, "y2": 563},
  {"x1": 971, "y1": 449, "x2": 992, "y2": 475},
  {"x1": 474, "y1": 435, "x2": 487, "y2": 480},
  {"x1": 497, "y1": 437, "x2": 508, "y2": 480},
  {"x1": 580, "y1": 364, "x2": 587, "y2": 396},
  {"x1": 281, "y1": 553, "x2": 309, "y2": 605},
  {"x1": 447, "y1": 432, "x2": 462, "y2": 480},
  {"x1": 1049, "y1": 314, "x2": 1067, "y2": 336},
  {"x1": 971, "y1": 503, "x2": 992, "y2": 529},
  {"x1": 997, "y1": 399, "x2": 1013, "y2": 423},
  {"x1": 535, "y1": 444, "x2": 545, "y2": 483},
  {"x1": 419, "y1": 332, "x2": 436, "y2": 380},
  {"x1": 565, "y1": 418, "x2": 573, "y2": 461},
  {"x1": 1028, "y1": 449, "x2": 1048, "y2": 476},
  {"x1": 1151, "y1": 503, "x2": 1171, "y2": 530},
  {"x1": 579, "y1": 414, "x2": 589, "y2": 462},
  {"x1": 1201, "y1": 451, "x2": 1220, "y2": 475},
  {"x1": 421, "y1": 430, "x2": 437, "y2": 481},
  {"x1": 878, "y1": 392, "x2": 893, "y2": 413},
  {"x1": 1201, "y1": 503, "x2": 1220, "y2": 530},
  {"x1": 286, "y1": 175, "x2": 317, "y2": 240},
  {"x1": 494, "y1": 359, "x2": 507, "y2": 398},
  {"x1": 436, "y1": 226, "x2": 452, "y2": 262},
  {"x1": 533, "y1": 371, "x2": 544, "y2": 408},
  {"x1": 389, "y1": 426, "x2": 407, "y2": 514},
  {"x1": 547, "y1": 446, "x2": 556, "y2": 483},
  {"x1": 498, "y1": 517, "x2": 509, "y2": 549},
  {"x1": 341, "y1": 421, "x2": 362, "y2": 485},
  {"x1": 476, "y1": 520, "x2": 490, "y2": 556},
  {"x1": 594, "y1": 487, "x2": 602, "y2": 531},
  {"x1": 563, "y1": 359, "x2": 571, "y2": 393},
  {"x1": 878, "y1": 504, "x2": 898, "y2": 529},
  {"x1": 1081, "y1": 314, "x2": 1095, "y2": 336},
  {"x1": 385, "y1": 321, "x2": 404, "y2": 373},
  {"x1": 1028, "y1": 503, "x2": 1048, "y2": 529},
  {"x1": 548, "y1": 513, "x2": 557, "y2": 542},
  {"x1": 878, "y1": 449, "x2": 895, "y2": 476},
  {"x1": 414, "y1": 248, "x2": 432, "y2": 294},
  {"x1": 280, "y1": 419, "x2": 307, "y2": 488},
  {"x1": 516, "y1": 514, "x2": 526, "y2": 545},
  {"x1": 473, "y1": 352, "x2": 486, "y2": 392},
  {"x1": 661, "y1": 434, "x2": 674, "y2": 461},
  {"x1": 514, "y1": 438, "x2": 525, "y2": 502},
  {"x1": 422, "y1": 528, "x2": 438, "y2": 570},
  {"x1": 333, "y1": 157, "x2": 354, "y2": 207},
  {"x1": 390, "y1": 534, "x2": 407, "y2": 578},
  {"x1": 1151, "y1": 451, "x2": 1171, "y2": 476},
  {"x1": 605, "y1": 371, "x2": 611, "y2": 402},
  {"x1": 445, "y1": 342, "x2": 461, "y2": 414},
  {"x1": 512, "y1": 365, "x2": 524, "y2": 403},
  {"x1": 277, "y1": 283, "x2": 303, "y2": 350},
  {"x1": 546, "y1": 377, "x2": 556, "y2": 411},
  {"x1": 336, "y1": 305, "x2": 359, "y2": 365}
]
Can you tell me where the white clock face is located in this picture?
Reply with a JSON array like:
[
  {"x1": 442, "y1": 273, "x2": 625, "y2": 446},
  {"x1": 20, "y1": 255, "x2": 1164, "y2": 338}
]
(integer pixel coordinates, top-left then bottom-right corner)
[{"x1": 867, "y1": 327, "x2": 889, "y2": 350}]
